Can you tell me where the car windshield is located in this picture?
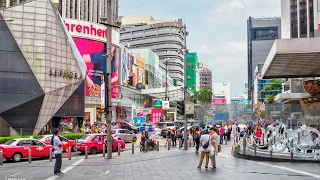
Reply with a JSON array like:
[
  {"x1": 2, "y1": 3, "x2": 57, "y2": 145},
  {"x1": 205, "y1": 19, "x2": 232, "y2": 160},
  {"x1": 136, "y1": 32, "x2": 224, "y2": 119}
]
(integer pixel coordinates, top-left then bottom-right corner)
[
  {"x1": 80, "y1": 135, "x2": 92, "y2": 140},
  {"x1": 4, "y1": 140, "x2": 16, "y2": 145}
]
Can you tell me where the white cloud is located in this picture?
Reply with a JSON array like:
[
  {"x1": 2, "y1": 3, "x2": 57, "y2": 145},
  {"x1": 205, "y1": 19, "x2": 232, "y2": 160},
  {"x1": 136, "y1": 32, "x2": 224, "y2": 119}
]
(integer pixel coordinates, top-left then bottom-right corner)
[
  {"x1": 220, "y1": 42, "x2": 247, "y2": 53},
  {"x1": 191, "y1": 45, "x2": 213, "y2": 54}
]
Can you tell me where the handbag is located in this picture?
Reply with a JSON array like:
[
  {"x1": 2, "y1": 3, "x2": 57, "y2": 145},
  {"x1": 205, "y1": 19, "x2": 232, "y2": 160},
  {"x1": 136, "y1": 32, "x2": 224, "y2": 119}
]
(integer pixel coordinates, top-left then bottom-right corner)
[
  {"x1": 202, "y1": 135, "x2": 210, "y2": 149},
  {"x1": 210, "y1": 146, "x2": 215, "y2": 159},
  {"x1": 218, "y1": 144, "x2": 222, "y2": 153}
]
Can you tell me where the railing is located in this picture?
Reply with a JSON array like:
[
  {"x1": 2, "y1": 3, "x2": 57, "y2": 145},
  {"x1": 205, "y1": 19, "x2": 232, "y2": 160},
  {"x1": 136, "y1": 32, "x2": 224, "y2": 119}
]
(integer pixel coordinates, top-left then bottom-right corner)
[{"x1": 234, "y1": 120, "x2": 320, "y2": 161}]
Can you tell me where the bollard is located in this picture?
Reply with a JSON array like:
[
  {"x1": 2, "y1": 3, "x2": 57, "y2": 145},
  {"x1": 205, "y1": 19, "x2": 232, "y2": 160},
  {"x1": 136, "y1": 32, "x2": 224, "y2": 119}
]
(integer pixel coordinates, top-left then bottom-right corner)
[
  {"x1": 144, "y1": 141, "x2": 148, "y2": 153},
  {"x1": 285, "y1": 132, "x2": 288, "y2": 139},
  {"x1": 168, "y1": 139, "x2": 171, "y2": 150},
  {"x1": 132, "y1": 142, "x2": 134, "y2": 154},
  {"x1": 118, "y1": 143, "x2": 121, "y2": 155},
  {"x1": 103, "y1": 145, "x2": 106, "y2": 157},
  {"x1": 157, "y1": 141, "x2": 159, "y2": 151},
  {"x1": 254, "y1": 137, "x2": 257, "y2": 156},
  {"x1": 243, "y1": 136, "x2": 246, "y2": 155},
  {"x1": 291, "y1": 151, "x2": 294, "y2": 160},
  {"x1": 49, "y1": 148, "x2": 52, "y2": 162},
  {"x1": 262, "y1": 133, "x2": 265, "y2": 146},
  {"x1": 298, "y1": 132, "x2": 301, "y2": 144},
  {"x1": 68, "y1": 147, "x2": 71, "y2": 160},
  {"x1": 85, "y1": 146, "x2": 88, "y2": 159},
  {"x1": 28, "y1": 149, "x2": 31, "y2": 163},
  {"x1": 270, "y1": 150, "x2": 273, "y2": 158},
  {"x1": 0, "y1": 151, "x2": 3, "y2": 166},
  {"x1": 225, "y1": 136, "x2": 227, "y2": 145},
  {"x1": 179, "y1": 139, "x2": 182, "y2": 149}
]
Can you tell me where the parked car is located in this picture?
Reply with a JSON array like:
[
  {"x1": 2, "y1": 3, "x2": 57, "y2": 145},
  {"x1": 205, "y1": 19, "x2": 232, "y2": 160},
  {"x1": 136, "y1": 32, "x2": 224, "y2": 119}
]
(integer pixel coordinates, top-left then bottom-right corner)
[
  {"x1": 112, "y1": 129, "x2": 137, "y2": 142},
  {"x1": 156, "y1": 122, "x2": 177, "y2": 138},
  {"x1": 38, "y1": 135, "x2": 77, "y2": 152},
  {"x1": 76, "y1": 134, "x2": 125, "y2": 154},
  {"x1": 111, "y1": 122, "x2": 139, "y2": 134},
  {"x1": 0, "y1": 138, "x2": 54, "y2": 162}
]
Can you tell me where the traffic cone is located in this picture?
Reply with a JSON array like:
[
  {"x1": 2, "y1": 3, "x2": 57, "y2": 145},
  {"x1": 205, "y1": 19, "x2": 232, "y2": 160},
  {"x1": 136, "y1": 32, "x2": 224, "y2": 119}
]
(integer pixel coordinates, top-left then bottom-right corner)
[{"x1": 65, "y1": 147, "x2": 69, "y2": 158}]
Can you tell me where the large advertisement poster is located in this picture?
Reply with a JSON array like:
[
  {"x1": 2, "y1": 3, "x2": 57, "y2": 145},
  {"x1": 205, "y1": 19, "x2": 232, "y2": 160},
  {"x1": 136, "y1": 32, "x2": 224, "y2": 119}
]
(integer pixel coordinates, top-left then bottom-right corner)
[
  {"x1": 73, "y1": 38, "x2": 120, "y2": 98},
  {"x1": 120, "y1": 48, "x2": 145, "y2": 90}
]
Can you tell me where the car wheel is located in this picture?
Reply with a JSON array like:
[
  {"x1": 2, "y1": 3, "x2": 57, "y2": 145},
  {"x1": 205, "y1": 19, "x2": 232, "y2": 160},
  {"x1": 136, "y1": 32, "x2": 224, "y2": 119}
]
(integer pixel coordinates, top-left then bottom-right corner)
[
  {"x1": 90, "y1": 147, "x2": 97, "y2": 154},
  {"x1": 72, "y1": 145, "x2": 77, "y2": 152},
  {"x1": 132, "y1": 137, "x2": 137, "y2": 143},
  {"x1": 12, "y1": 152, "x2": 22, "y2": 162}
]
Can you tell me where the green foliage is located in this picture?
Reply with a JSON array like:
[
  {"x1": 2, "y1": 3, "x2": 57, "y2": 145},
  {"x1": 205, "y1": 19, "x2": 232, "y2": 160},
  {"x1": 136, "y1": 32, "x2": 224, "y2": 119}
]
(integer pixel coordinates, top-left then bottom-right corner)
[
  {"x1": 197, "y1": 88, "x2": 213, "y2": 104},
  {"x1": 0, "y1": 133, "x2": 85, "y2": 144},
  {"x1": 270, "y1": 79, "x2": 282, "y2": 90},
  {"x1": 265, "y1": 94, "x2": 275, "y2": 104},
  {"x1": 263, "y1": 85, "x2": 272, "y2": 91}
]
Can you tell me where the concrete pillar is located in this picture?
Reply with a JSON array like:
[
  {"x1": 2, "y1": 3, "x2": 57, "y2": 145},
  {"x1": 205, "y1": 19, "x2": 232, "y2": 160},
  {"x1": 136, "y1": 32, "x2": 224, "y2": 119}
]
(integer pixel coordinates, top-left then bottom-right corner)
[
  {"x1": 6, "y1": 0, "x2": 10, "y2": 7},
  {"x1": 67, "y1": 0, "x2": 71, "y2": 18},
  {"x1": 89, "y1": 0, "x2": 93, "y2": 22},
  {"x1": 77, "y1": 0, "x2": 81, "y2": 20},
  {"x1": 72, "y1": 0, "x2": 76, "y2": 18},
  {"x1": 85, "y1": 0, "x2": 89, "y2": 21},
  {"x1": 62, "y1": 0, "x2": 67, "y2": 18},
  {"x1": 93, "y1": 0, "x2": 97, "y2": 23}
]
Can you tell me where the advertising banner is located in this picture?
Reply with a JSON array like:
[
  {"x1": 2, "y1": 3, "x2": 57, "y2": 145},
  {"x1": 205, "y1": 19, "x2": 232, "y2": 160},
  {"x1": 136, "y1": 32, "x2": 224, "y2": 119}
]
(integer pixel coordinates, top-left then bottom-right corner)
[
  {"x1": 73, "y1": 38, "x2": 120, "y2": 97},
  {"x1": 162, "y1": 101, "x2": 169, "y2": 110},
  {"x1": 212, "y1": 98, "x2": 227, "y2": 104},
  {"x1": 151, "y1": 108, "x2": 163, "y2": 124}
]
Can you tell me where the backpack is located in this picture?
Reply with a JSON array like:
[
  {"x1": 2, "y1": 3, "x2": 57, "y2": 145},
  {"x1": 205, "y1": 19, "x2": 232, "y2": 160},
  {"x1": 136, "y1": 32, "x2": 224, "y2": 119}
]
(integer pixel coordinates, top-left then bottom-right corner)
[
  {"x1": 202, "y1": 135, "x2": 210, "y2": 149},
  {"x1": 194, "y1": 132, "x2": 200, "y2": 140},
  {"x1": 51, "y1": 135, "x2": 55, "y2": 146}
]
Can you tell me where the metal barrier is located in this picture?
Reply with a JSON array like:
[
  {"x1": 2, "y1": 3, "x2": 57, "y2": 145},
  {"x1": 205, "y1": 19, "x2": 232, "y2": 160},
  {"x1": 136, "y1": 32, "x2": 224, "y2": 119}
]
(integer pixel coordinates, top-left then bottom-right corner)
[
  {"x1": 234, "y1": 120, "x2": 320, "y2": 161},
  {"x1": 0, "y1": 150, "x2": 3, "y2": 166},
  {"x1": 85, "y1": 146, "x2": 88, "y2": 159},
  {"x1": 49, "y1": 148, "x2": 52, "y2": 162}
]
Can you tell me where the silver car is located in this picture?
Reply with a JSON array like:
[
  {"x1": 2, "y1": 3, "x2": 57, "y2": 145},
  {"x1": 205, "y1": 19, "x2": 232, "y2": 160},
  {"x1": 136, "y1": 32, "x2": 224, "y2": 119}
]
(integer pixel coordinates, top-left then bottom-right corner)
[{"x1": 112, "y1": 129, "x2": 137, "y2": 142}]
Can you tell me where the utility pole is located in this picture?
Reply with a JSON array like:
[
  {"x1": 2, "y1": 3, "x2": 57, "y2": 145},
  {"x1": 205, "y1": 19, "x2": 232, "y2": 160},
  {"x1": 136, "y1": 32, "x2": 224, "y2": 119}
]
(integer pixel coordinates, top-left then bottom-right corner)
[
  {"x1": 165, "y1": 60, "x2": 168, "y2": 100},
  {"x1": 101, "y1": 0, "x2": 114, "y2": 159},
  {"x1": 183, "y1": 23, "x2": 188, "y2": 150}
]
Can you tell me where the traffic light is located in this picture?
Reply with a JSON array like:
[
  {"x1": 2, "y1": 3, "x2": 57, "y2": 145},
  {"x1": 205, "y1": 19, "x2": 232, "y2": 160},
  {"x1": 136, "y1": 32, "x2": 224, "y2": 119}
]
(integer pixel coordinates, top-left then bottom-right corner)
[
  {"x1": 177, "y1": 101, "x2": 185, "y2": 115},
  {"x1": 128, "y1": 76, "x2": 133, "y2": 86}
]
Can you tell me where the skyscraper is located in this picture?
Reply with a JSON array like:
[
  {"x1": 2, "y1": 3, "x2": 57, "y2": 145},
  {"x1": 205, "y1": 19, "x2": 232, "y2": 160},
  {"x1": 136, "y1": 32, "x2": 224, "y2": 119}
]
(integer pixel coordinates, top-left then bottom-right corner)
[
  {"x1": 200, "y1": 68, "x2": 212, "y2": 89},
  {"x1": 247, "y1": 17, "x2": 281, "y2": 101}
]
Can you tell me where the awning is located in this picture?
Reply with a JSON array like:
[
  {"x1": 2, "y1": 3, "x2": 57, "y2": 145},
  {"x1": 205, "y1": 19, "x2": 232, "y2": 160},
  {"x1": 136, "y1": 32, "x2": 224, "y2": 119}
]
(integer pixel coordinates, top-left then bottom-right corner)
[{"x1": 262, "y1": 37, "x2": 320, "y2": 79}]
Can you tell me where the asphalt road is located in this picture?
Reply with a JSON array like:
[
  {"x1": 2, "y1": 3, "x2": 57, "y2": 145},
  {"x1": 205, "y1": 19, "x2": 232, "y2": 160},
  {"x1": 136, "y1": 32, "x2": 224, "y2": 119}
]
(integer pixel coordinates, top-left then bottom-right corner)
[{"x1": 1, "y1": 140, "x2": 320, "y2": 180}]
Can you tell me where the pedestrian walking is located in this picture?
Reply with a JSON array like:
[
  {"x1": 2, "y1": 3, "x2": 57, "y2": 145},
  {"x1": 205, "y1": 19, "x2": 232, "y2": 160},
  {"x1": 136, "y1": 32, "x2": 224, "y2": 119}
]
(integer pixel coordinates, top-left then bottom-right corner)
[
  {"x1": 172, "y1": 128, "x2": 177, "y2": 147},
  {"x1": 197, "y1": 129, "x2": 211, "y2": 169},
  {"x1": 52, "y1": 129, "x2": 63, "y2": 176},
  {"x1": 194, "y1": 127, "x2": 201, "y2": 153},
  {"x1": 210, "y1": 127, "x2": 219, "y2": 168},
  {"x1": 188, "y1": 130, "x2": 193, "y2": 147},
  {"x1": 219, "y1": 126, "x2": 224, "y2": 144},
  {"x1": 165, "y1": 128, "x2": 172, "y2": 147}
]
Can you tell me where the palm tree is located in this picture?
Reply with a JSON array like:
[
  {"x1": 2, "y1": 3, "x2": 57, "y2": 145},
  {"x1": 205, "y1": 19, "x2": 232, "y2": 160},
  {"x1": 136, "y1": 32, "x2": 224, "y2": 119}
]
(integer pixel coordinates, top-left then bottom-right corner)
[{"x1": 197, "y1": 88, "x2": 213, "y2": 104}]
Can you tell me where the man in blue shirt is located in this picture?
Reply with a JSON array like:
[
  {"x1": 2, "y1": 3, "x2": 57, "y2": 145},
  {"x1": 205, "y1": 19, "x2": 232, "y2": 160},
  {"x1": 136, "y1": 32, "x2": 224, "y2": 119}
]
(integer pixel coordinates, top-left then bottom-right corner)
[{"x1": 52, "y1": 129, "x2": 63, "y2": 176}]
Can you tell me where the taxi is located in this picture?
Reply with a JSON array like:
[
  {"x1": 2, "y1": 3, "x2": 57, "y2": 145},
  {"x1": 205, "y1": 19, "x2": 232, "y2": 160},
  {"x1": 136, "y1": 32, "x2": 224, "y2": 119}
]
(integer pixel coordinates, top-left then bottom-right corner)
[
  {"x1": 76, "y1": 133, "x2": 125, "y2": 154},
  {"x1": 38, "y1": 135, "x2": 77, "y2": 152},
  {"x1": 0, "y1": 138, "x2": 54, "y2": 162}
]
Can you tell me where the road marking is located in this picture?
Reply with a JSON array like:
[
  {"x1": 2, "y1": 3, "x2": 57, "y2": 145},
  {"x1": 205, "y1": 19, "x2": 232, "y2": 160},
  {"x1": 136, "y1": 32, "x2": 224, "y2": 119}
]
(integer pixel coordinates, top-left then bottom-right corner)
[
  {"x1": 106, "y1": 170, "x2": 110, "y2": 175},
  {"x1": 158, "y1": 160, "x2": 161, "y2": 163},
  {"x1": 219, "y1": 153, "x2": 320, "y2": 179},
  {"x1": 45, "y1": 159, "x2": 84, "y2": 180},
  {"x1": 10, "y1": 172, "x2": 21, "y2": 177}
]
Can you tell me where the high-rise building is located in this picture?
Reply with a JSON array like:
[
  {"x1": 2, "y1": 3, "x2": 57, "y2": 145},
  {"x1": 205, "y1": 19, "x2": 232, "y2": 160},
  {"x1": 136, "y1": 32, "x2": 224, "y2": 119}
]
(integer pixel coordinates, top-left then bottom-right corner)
[
  {"x1": 186, "y1": 53, "x2": 199, "y2": 92},
  {"x1": 1, "y1": 0, "x2": 119, "y2": 24},
  {"x1": 200, "y1": 68, "x2": 212, "y2": 89},
  {"x1": 119, "y1": 16, "x2": 186, "y2": 86},
  {"x1": 281, "y1": 0, "x2": 314, "y2": 38},
  {"x1": 213, "y1": 83, "x2": 231, "y2": 104},
  {"x1": 247, "y1": 17, "x2": 281, "y2": 101}
]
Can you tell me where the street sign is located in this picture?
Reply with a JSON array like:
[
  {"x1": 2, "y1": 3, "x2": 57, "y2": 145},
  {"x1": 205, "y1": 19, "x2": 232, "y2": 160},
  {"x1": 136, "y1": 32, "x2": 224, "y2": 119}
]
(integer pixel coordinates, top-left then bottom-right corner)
[
  {"x1": 260, "y1": 104, "x2": 265, "y2": 111},
  {"x1": 185, "y1": 103, "x2": 194, "y2": 115},
  {"x1": 101, "y1": 82, "x2": 105, "y2": 109},
  {"x1": 162, "y1": 101, "x2": 169, "y2": 110},
  {"x1": 256, "y1": 109, "x2": 262, "y2": 115}
]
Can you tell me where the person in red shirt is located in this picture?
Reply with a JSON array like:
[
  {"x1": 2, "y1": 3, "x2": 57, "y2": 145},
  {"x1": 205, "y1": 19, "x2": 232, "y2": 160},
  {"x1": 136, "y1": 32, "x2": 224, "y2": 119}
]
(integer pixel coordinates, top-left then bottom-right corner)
[
  {"x1": 255, "y1": 126, "x2": 262, "y2": 145},
  {"x1": 219, "y1": 126, "x2": 225, "y2": 144}
]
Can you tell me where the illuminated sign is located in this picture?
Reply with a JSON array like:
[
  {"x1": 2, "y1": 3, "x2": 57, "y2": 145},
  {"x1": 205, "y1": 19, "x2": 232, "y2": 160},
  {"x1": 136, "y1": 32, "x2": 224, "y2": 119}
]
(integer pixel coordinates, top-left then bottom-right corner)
[
  {"x1": 49, "y1": 69, "x2": 83, "y2": 79},
  {"x1": 212, "y1": 98, "x2": 226, "y2": 104}
]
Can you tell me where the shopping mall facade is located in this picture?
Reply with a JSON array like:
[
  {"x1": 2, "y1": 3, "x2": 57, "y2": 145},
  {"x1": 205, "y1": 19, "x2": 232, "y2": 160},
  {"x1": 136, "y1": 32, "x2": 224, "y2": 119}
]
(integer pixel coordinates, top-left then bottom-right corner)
[{"x1": 0, "y1": 0, "x2": 178, "y2": 135}]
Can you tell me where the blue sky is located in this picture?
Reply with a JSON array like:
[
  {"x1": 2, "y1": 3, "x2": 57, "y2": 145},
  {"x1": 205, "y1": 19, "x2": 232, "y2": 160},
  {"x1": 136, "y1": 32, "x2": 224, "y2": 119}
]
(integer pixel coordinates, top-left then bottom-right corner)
[{"x1": 119, "y1": 0, "x2": 281, "y2": 96}]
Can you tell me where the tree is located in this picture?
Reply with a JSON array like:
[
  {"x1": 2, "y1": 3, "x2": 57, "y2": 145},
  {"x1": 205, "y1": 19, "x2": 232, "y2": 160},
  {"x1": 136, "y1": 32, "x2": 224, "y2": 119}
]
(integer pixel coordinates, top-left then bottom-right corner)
[
  {"x1": 197, "y1": 88, "x2": 213, "y2": 104},
  {"x1": 265, "y1": 94, "x2": 275, "y2": 104},
  {"x1": 270, "y1": 79, "x2": 282, "y2": 90}
]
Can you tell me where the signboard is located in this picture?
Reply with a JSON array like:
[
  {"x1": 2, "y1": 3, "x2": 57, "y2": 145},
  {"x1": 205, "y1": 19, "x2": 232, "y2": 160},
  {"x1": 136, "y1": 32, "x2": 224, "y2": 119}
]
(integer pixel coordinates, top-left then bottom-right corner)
[
  {"x1": 256, "y1": 109, "x2": 262, "y2": 115},
  {"x1": 162, "y1": 101, "x2": 169, "y2": 110},
  {"x1": 149, "y1": 21, "x2": 182, "y2": 29},
  {"x1": 185, "y1": 104, "x2": 194, "y2": 115},
  {"x1": 151, "y1": 108, "x2": 163, "y2": 124},
  {"x1": 260, "y1": 104, "x2": 265, "y2": 111},
  {"x1": 212, "y1": 98, "x2": 227, "y2": 104},
  {"x1": 153, "y1": 99, "x2": 162, "y2": 108},
  {"x1": 101, "y1": 82, "x2": 105, "y2": 109}
]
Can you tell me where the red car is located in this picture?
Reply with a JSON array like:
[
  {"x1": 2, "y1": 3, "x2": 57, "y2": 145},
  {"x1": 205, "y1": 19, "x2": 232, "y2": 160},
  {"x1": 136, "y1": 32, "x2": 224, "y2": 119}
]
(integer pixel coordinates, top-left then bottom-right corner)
[
  {"x1": 77, "y1": 134, "x2": 125, "y2": 154},
  {"x1": 0, "y1": 138, "x2": 54, "y2": 162},
  {"x1": 38, "y1": 135, "x2": 77, "y2": 152}
]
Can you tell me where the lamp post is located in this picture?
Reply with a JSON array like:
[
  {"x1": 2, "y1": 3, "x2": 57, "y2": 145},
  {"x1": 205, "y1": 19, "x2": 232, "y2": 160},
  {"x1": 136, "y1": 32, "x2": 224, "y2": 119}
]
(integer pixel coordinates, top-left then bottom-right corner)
[{"x1": 183, "y1": 23, "x2": 189, "y2": 151}]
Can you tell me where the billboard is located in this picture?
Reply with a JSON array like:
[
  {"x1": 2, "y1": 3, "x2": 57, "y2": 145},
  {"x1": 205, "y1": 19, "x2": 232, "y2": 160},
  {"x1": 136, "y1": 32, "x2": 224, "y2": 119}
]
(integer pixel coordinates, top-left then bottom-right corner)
[
  {"x1": 120, "y1": 48, "x2": 145, "y2": 90},
  {"x1": 212, "y1": 98, "x2": 227, "y2": 104},
  {"x1": 73, "y1": 38, "x2": 120, "y2": 98},
  {"x1": 186, "y1": 53, "x2": 198, "y2": 92}
]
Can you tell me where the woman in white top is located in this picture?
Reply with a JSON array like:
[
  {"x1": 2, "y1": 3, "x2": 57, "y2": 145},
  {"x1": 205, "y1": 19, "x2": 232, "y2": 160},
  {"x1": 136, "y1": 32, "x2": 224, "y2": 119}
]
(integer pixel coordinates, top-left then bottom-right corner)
[
  {"x1": 188, "y1": 130, "x2": 193, "y2": 147},
  {"x1": 197, "y1": 129, "x2": 211, "y2": 169}
]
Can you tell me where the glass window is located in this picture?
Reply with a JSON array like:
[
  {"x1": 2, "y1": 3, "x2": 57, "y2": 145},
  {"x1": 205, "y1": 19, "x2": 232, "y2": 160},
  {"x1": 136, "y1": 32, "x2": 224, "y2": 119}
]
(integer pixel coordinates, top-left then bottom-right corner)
[{"x1": 4, "y1": 140, "x2": 16, "y2": 145}]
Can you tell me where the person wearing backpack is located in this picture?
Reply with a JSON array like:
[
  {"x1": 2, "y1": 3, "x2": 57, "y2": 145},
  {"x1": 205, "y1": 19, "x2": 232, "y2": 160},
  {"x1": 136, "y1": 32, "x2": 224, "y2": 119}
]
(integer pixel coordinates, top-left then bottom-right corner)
[
  {"x1": 193, "y1": 127, "x2": 201, "y2": 153},
  {"x1": 197, "y1": 129, "x2": 211, "y2": 169}
]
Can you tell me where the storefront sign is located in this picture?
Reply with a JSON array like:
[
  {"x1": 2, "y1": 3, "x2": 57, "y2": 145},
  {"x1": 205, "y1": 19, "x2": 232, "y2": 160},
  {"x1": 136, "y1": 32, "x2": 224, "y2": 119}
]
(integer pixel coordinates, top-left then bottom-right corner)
[
  {"x1": 49, "y1": 69, "x2": 83, "y2": 79},
  {"x1": 162, "y1": 101, "x2": 169, "y2": 110},
  {"x1": 151, "y1": 108, "x2": 163, "y2": 124},
  {"x1": 149, "y1": 21, "x2": 182, "y2": 29},
  {"x1": 212, "y1": 98, "x2": 226, "y2": 104},
  {"x1": 111, "y1": 86, "x2": 120, "y2": 98},
  {"x1": 101, "y1": 82, "x2": 105, "y2": 109}
]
